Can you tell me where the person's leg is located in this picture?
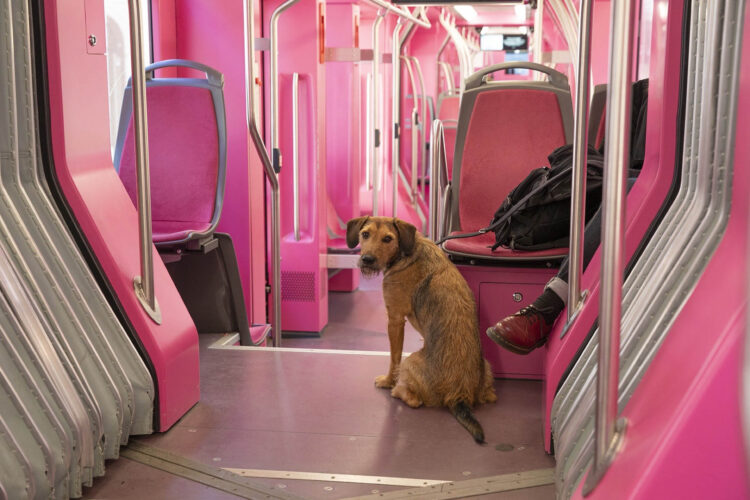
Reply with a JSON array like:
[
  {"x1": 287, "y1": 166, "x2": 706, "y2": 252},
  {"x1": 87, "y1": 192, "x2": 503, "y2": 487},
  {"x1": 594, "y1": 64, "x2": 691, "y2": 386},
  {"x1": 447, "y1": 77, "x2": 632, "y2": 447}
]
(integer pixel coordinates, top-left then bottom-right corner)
[{"x1": 487, "y1": 178, "x2": 636, "y2": 354}]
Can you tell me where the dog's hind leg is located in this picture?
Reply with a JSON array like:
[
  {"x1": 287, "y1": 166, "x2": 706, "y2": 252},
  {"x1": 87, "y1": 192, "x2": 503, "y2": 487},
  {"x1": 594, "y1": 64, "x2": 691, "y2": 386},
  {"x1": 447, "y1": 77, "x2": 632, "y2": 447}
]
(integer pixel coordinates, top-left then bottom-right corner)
[{"x1": 390, "y1": 351, "x2": 428, "y2": 408}]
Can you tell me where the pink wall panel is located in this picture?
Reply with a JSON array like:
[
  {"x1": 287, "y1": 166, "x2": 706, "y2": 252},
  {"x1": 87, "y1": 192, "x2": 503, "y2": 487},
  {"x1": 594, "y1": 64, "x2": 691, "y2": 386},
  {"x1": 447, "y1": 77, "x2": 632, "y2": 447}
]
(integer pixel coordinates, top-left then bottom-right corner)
[
  {"x1": 263, "y1": 0, "x2": 328, "y2": 332},
  {"x1": 590, "y1": 1, "x2": 612, "y2": 85},
  {"x1": 543, "y1": 0, "x2": 682, "y2": 451},
  {"x1": 44, "y1": 0, "x2": 199, "y2": 429},
  {"x1": 572, "y1": 2, "x2": 750, "y2": 495}
]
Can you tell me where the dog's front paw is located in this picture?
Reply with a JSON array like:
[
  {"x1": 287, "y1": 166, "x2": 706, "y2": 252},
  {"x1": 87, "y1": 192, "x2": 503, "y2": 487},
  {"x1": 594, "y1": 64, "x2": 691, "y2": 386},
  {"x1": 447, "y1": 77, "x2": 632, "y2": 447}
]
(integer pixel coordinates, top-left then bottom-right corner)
[{"x1": 374, "y1": 374, "x2": 395, "y2": 388}]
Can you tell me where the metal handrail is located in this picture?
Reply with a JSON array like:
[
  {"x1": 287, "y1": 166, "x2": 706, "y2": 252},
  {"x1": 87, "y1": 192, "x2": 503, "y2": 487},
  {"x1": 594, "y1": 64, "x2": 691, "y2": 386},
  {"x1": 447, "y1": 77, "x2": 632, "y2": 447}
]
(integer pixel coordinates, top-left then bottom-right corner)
[
  {"x1": 270, "y1": 0, "x2": 301, "y2": 173},
  {"x1": 582, "y1": 0, "x2": 635, "y2": 495},
  {"x1": 401, "y1": 56, "x2": 419, "y2": 200},
  {"x1": 532, "y1": 0, "x2": 545, "y2": 80},
  {"x1": 391, "y1": 18, "x2": 406, "y2": 217},
  {"x1": 428, "y1": 119, "x2": 448, "y2": 241},
  {"x1": 436, "y1": 34, "x2": 451, "y2": 95},
  {"x1": 438, "y1": 11, "x2": 468, "y2": 93},
  {"x1": 292, "y1": 72, "x2": 300, "y2": 241},
  {"x1": 565, "y1": 0, "x2": 594, "y2": 327},
  {"x1": 365, "y1": 72, "x2": 373, "y2": 190},
  {"x1": 437, "y1": 61, "x2": 456, "y2": 95},
  {"x1": 127, "y1": 0, "x2": 160, "y2": 324},
  {"x1": 407, "y1": 56, "x2": 428, "y2": 200},
  {"x1": 363, "y1": 1, "x2": 429, "y2": 28},
  {"x1": 440, "y1": 62, "x2": 455, "y2": 93},
  {"x1": 371, "y1": 11, "x2": 386, "y2": 216},
  {"x1": 547, "y1": 0, "x2": 579, "y2": 69},
  {"x1": 244, "y1": 0, "x2": 281, "y2": 346}
]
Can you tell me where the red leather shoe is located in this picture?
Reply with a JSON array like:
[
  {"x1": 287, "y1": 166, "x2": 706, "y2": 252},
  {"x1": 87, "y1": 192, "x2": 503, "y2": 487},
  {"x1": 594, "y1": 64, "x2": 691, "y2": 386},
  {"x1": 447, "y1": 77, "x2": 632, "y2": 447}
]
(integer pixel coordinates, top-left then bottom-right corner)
[{"x1": 486, "y1": 306, "x2": 553, "y2": 355}]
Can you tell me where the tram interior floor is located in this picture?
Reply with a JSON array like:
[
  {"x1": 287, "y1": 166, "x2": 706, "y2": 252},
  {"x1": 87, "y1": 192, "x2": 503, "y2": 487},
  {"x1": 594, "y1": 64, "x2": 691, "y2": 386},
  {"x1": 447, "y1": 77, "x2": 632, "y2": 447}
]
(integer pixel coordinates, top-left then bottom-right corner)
[{"x1": 84, "y1": 277, "x2": 555, "y2": 499}]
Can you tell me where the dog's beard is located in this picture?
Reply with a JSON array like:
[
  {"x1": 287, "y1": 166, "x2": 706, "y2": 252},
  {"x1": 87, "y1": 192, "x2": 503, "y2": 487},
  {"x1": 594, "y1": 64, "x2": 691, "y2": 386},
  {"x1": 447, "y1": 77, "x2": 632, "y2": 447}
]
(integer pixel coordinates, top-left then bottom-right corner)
[{"x1": 358, "y1": 264, "x2": 381, "y2": 277}]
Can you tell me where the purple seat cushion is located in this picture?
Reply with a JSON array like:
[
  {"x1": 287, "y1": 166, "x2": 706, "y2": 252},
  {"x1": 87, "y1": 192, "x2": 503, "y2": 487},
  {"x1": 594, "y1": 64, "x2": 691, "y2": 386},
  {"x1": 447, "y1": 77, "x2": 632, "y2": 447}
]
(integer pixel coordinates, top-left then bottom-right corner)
[
  {"x1": 119, "y1": 85, "x2": 219, "y2": 242},
  {"x1": 151, "y1": 220, "x2": 213, "y2": 244}
]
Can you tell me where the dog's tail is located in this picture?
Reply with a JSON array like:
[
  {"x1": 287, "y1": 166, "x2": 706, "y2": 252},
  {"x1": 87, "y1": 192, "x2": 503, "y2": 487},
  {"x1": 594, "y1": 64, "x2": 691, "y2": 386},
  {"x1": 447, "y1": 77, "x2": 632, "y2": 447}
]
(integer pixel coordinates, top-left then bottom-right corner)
[{"x1": 450, "y1": 401, "x2": 485, "y2": 444}]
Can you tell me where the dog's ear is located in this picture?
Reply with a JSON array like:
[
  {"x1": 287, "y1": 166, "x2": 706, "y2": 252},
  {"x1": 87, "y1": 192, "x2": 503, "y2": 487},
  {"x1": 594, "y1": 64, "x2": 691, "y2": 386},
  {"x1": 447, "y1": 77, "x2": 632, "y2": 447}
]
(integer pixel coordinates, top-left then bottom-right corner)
[
  {"x1": 346, "y1": 216, "x2": 369, "y2": 248},
  {"x1": 393, "y1": 218, "x2": 417, "y2": 256}
]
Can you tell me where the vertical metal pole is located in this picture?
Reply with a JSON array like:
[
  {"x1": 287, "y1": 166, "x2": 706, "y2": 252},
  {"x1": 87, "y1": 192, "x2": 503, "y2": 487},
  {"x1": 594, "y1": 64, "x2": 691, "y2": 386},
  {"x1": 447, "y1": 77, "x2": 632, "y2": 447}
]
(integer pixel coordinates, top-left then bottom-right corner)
[
  {"x1": 391, "y1": 18, "x2": 405, "y2": 217},
  {"x1": 411, "y1": 109, "x2": 419, "y2": 197},
  {"x1": 436, "y1": 34, "x2": 450, "y2": 96},
  {"x1": 128, "y1": 0, "x2": 160, "y2": 324},
  {"x1": 371, "y1": 11, "x2": 385, "y2": 216},
  {"x1": 582, "y1": 0, "x2": 635, "y2": 495},
  {"x1": 244, "y1": 0, "x2": 281, "y2": 346},
  {"x1": 365, "y1": 73, "x2": 373, "y2": 189},
  {"x1": 439, "y1": 12, "x2": 467, "y2": 93},
  {"x1": 408, "y1": 56, "x2": 428, "y2": 201},
  {"x1": 270, "y1": 0, "x2": 301, "y2": 173},
  {"x1": 428, "y1": 119, "x2": 444, "y2": 241},
  {"x1": 533, "y1": 0, "x2": 544, "y2": 72},
  {"x1": 401, "y1": 56, "x2": 419, "y2": 200},
  {"x1": 565, "y1": 0, "x2": 594, "y2": 324},
  {"x1": 292, "y1": 72, "x2": 300, "y2": 241}
]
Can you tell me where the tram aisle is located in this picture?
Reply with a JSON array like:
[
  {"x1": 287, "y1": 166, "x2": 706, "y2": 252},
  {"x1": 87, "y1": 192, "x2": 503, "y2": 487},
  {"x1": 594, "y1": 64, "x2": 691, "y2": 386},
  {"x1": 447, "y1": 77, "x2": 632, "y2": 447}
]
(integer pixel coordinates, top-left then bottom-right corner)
[{"x1": 83, "y1": 283, "x2": 557, "y2": 499}]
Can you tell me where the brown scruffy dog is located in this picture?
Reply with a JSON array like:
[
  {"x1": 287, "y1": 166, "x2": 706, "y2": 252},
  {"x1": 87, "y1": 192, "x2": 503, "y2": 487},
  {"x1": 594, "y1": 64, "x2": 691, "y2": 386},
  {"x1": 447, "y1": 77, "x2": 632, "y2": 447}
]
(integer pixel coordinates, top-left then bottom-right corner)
[{"x1": 346, "y1": 216, "x2": 497, "y2": 443}]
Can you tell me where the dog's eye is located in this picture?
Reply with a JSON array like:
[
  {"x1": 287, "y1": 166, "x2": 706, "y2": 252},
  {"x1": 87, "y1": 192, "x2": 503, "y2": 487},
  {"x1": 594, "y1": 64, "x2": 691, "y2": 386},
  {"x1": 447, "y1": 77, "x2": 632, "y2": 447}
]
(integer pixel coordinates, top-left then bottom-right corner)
[
  {"x1": 361, "y1": 231, "x2": 370, "y2": 239},
  {"x1": 382, "y1": 235, "x2": 393, "y2": 243}
]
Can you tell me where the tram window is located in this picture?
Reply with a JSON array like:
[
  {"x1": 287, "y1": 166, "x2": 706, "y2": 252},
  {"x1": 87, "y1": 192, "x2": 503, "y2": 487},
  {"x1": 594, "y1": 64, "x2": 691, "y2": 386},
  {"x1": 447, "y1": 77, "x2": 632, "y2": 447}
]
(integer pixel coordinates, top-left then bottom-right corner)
[
  {"x1": 504, "y1": 51, "x2": 529, "y2": 75},
  {"x1": 637, "y1": 0, "x2": 655, "y2": 79},
  {"x1": 104, "y1": 0, "x2": 152, "y2": 159}
]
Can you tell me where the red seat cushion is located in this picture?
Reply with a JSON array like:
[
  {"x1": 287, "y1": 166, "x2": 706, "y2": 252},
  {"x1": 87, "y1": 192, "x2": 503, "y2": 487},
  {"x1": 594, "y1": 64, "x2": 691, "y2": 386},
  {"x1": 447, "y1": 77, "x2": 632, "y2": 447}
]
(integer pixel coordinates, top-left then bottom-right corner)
[{"x1": 442, "y1": 231, "x2": 567, "y2": 260}]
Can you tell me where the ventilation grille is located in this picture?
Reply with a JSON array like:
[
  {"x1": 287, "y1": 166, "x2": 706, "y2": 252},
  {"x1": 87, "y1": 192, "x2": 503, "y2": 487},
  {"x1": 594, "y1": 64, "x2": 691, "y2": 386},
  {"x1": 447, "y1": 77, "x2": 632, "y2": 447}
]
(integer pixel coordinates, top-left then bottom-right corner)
[{"x1": 281, "y1": 271, "x2": 316, "y2": 302}]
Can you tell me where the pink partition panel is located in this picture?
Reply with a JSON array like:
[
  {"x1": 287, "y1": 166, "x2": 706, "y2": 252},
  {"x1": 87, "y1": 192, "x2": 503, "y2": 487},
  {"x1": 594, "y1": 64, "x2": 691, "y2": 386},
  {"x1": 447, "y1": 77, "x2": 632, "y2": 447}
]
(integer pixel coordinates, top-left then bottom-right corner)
[
  {"x1": 163, "y1": 0, "x2": 269, "y2": 340},
  {"x1": 458, "y1": 265, "x2": 557, "y2": 379},
  {"x1": 542, "y1": 0, "x2": 684, "y2": 451},
  {"x1": 326, "y1": 1, "x2": 360, "y2": 293},
  {"x1": 43, "y1": 0, "x2": 199, "y2": 430},
  {"x1": 573, "y1": 4, "x2": 750, "y2": 493},
  {"x1": 264, "y1": 0, "x2": 328, "y2": 333}
]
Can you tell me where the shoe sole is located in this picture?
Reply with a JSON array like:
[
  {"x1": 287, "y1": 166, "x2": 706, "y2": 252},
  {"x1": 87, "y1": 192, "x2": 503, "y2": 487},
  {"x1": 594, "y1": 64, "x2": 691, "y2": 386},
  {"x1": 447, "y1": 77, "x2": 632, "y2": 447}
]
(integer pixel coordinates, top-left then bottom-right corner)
[{"x1": 485, "y1": 327, "x2": 547, "y2": 355}]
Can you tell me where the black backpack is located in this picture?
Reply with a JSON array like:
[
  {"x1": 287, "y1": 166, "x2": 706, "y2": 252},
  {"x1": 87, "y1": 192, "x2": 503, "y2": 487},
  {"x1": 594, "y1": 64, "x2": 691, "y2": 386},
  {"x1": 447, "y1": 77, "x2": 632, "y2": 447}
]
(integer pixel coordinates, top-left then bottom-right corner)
[{"x1": 489, "y1": 144, "x2": 604, "y2": 250}]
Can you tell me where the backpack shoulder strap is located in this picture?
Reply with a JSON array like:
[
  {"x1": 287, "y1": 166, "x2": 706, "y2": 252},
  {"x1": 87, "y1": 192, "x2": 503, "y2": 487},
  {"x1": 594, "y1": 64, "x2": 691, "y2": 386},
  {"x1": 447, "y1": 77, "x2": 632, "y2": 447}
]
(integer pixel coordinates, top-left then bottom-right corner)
[{"x1": 436, "y1": 164, "x2": 574, "y2": 247}]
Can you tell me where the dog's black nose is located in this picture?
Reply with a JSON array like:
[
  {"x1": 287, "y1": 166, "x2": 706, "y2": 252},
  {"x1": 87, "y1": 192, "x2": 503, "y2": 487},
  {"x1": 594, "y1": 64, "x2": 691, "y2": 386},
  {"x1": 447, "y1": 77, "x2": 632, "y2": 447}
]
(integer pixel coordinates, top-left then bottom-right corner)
[{"x1": 361, "y1": 254, "x2": 376, "y2": 265}]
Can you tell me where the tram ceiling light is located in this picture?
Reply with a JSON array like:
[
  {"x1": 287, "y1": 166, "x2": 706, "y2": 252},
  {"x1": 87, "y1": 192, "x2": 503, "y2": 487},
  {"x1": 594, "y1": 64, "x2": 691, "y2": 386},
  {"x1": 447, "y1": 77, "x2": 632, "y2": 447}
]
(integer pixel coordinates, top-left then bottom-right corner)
[
  {"x1": 514, "y1": 3, "x2": 527, "y2": 18},
  {"x1": 454, "y1": 5, "x2": 478, "y2": 21},
  {"x1": 480, "y1": 25, "x2": 528, "y2": 35},
  {"x1": 394, "y1": 1, "x2": 527, "y2": 4}
]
